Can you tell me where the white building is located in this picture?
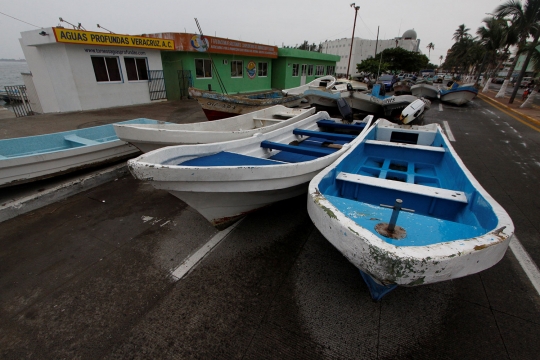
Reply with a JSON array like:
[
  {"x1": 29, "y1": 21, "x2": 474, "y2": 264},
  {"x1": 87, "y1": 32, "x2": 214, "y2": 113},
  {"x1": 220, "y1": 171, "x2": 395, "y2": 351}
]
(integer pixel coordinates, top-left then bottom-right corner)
[
  {"x1": 322, "y1": 29, "x2": 421, "y2": 78},
  {"x1": 19, "y1": 27, "x2": 173, "y2": 114}
]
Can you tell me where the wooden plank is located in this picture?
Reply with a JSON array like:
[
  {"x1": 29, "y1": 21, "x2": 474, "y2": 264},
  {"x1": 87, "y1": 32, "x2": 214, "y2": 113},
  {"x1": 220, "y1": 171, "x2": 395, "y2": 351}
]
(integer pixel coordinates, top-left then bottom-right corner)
[
  {"x1": 337, "y1": 172, "x2": 467, "y2": 203},
  {"x1": 260, "y1": 140, "x2": 334, "y2": 157},
  {"x1": 293, "y1": 129, "x2": 357, "y2": 141},
  {"x1": 364, "y1": 140, "x2": 445, "y2": 152}
]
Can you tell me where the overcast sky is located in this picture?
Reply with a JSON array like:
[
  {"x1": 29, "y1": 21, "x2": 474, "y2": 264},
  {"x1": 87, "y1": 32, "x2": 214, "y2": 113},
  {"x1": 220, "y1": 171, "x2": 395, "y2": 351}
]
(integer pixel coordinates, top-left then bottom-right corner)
[{"x1": 1, "y1": 0, "x2": 506, "y2": 64}]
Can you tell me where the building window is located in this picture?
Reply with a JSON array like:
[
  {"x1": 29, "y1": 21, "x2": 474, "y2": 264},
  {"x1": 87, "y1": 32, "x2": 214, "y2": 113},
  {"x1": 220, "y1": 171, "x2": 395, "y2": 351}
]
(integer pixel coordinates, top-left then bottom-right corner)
[
  {"x1": 315, "y1": 65, "x2": 324, "y2": 76},
  {"x1": 258, "y1": 62, "x2": 268, "y2": 77},
  {"x1": 195, "y1": 59, "x2": 212, "y2": 78},
  {"x1": 327, "y1": 66, "x2": 335, "y2": 75},
  {"x1": 91, "y1": 56, "x2": 122, "y2": 82},
  {"x1": 308, "y1": 65, "x2": 314, "y2": 76},
  {"x1": 231, "y1": 60, "x2": 243, "y2": 78},
  {"x1": 292, "y1": 63, "x2": 299, "y2": 76},
  {"x1": 124, "y1": 57, "x2": 148, "y2": 81}
]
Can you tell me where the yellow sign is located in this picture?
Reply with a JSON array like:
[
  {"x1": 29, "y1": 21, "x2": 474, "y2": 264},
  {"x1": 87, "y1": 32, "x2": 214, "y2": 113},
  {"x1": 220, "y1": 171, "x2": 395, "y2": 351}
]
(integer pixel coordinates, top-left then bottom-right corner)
[{"x1": 52, "y1": 28, "x2": 174, "y2": 50}]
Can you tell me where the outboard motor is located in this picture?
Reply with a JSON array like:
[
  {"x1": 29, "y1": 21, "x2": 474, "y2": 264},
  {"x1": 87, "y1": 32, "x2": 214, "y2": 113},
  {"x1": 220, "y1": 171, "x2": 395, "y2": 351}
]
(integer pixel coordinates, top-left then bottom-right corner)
[
  {"x1": 399, "y1": 98, "x2": 429, "y2": 125},
  {"x1": 336, "y1": 98, "x2": 353, "y2": 123}
]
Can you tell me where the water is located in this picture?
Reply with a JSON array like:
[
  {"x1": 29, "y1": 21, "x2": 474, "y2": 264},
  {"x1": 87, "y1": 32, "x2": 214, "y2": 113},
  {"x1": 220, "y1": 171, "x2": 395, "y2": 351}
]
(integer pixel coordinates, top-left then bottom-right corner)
[{"x1": 0, "y1": 61, "x2": 29, "y2": 91}]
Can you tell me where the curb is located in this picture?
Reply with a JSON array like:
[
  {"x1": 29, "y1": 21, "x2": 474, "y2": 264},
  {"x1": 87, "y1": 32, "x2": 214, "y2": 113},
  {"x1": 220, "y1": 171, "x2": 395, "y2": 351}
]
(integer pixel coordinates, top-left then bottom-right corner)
[
  {"x1": 478, "y1": 93, "x2": 540, "y2": 125},
  {"x1": 0, "y1": 163, "x2": 130, "y2": 223}
]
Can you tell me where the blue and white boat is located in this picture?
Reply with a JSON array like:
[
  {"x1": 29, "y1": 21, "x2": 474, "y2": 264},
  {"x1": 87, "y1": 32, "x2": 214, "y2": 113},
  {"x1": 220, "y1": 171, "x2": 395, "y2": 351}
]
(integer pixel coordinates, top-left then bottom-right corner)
[
  {"x1": 307, "y1": 119, "x2": 514, "y2": 300},
  {"x1": 128, "y1": 112, "x2": 372, "y2": 229},
  {"x1": 439, "y1": 82, "x2": 478, "y2": 105},
  {"x1": 346, "y1": 84, "x2": 419, "y2": 118},
  {"x1": 0, "y1": 119, "x2": 164, "y2": 187}
]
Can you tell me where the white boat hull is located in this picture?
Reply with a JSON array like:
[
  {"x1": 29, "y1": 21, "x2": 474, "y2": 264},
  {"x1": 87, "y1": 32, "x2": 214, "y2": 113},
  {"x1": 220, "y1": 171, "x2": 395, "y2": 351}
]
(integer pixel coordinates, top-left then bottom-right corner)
[
  {"x1": 440, "y1": 89, "x2": 477, "y2": 105},
  {"x1": 410, "y1": 84, "x2": 439, "y2": 99},
  {"x1": 129, "y1": 112, "x2": 372, "y2": 227},
  {"x1": 114, "y1": 106, "x2": 315, "y2": 152}
]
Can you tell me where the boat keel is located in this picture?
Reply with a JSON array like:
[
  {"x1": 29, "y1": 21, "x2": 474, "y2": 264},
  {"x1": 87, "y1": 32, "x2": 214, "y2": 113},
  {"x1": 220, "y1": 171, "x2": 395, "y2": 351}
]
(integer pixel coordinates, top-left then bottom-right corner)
[{"x1": 359, "y1": 270, "x2": 398, "y2": 301}]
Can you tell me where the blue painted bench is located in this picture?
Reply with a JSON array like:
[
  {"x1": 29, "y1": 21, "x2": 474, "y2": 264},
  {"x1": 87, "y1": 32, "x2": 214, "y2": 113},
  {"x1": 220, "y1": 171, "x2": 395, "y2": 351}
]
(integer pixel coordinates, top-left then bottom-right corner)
[
  {"x1": 293, "y1": 129, "x2": 357, "y2": 142},
  {"x1": 260, "y1": 140, "x2": 336, "y2": 157},
  {"x1": 316, "y1": 120, "x2": 367, "y2": 132}
]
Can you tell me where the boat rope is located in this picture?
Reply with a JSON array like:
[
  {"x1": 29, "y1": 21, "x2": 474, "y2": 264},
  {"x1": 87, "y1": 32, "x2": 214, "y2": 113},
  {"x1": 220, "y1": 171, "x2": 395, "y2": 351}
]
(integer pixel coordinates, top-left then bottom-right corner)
[{"x1": 194, "y1": 18, "x2": 228, "y2": 95}]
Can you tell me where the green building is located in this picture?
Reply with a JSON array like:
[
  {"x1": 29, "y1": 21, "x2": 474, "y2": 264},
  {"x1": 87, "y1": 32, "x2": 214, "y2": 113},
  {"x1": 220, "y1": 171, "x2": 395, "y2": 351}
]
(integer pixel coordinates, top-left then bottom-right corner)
[
  {"x1": 150, "y1": 32, "x2": 339, "y2": 100},
  {"x1": 271, "y1": 48, "x2": 340, "y2": 89}
]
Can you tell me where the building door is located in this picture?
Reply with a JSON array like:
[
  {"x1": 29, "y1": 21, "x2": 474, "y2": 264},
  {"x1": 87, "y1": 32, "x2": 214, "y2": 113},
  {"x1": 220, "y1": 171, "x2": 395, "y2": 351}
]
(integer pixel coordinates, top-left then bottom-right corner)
[
  {"x1": 148, "y1": 70, "x2": 167, "y2": 100},
  {"x1": 300, "y1": 64, "x2": 307, "y2": 85}
]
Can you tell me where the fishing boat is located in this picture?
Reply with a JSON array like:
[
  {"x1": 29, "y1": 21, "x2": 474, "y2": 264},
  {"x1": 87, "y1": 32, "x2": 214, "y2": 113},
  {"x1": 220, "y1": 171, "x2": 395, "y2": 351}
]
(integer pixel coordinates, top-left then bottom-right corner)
[
  {"x1": 0, "y1": 119, "x2": 165, "y2": 187},
  {"x1": 114, "y1": 106, "x2": 316, "y2": 153},
  {"x1": 188, "y1": 87, "x2": 306, "y2": 121},
  {"x1": 392, "y1": 79, "x2": 414, "y2": 95},
  {"x1": 411, "y1": 79, "x2": 439, "y2": 99},
  {"x1": 128, "y1": 112, "x2": 373, "y2": 229},
  {"x1": 345, "y1": 84, "x2": 418, "y2": 118},
  {"x1": 283, "y1": 76, "x2": 345, "y2": 110},
  {"x1": 307, "y1": 119, "x2": 514, "y2": 300},
  {"x1": 439, "y1": 82, "x2": 478, "y2": 105}
]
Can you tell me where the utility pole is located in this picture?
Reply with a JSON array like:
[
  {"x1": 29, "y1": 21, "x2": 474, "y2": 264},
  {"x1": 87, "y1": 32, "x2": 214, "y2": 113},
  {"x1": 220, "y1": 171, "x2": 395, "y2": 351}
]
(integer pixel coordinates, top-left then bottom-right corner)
[
  {"x1": 374, "y1": 26, "x2": 379, "y2": 57},
  {"x1": 346, "y1": 3, "x2": 360, "y2": 79}
]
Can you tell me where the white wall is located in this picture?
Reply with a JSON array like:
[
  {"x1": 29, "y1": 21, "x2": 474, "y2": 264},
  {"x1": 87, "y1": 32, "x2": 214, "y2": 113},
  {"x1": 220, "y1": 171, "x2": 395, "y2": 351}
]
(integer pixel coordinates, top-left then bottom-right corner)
[{"x1": 20, "y1": 28, "x2": 163, "y2": 113}]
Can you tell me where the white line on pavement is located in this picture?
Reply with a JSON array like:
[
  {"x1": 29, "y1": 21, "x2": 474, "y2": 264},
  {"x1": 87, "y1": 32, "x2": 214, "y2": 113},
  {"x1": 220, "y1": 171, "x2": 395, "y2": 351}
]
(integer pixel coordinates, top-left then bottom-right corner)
[
  {"x1": 439, "y1": 103, "x2": 443, "y2": 112},
  {"x1": 510, "y1": 236, "x2": 540, "y2": 296},
  {"x1": 171, "y1": 219, "x2": 244, "y2": 280},
  {"x1": 443, "y1": 121, "x2": 456, "y2": 142}
]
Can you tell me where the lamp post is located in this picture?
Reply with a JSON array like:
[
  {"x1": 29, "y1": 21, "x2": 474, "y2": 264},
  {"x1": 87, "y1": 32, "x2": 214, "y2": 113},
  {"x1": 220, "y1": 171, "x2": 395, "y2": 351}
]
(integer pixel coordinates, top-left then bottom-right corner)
[{"x1": 346, "y1": 3, "x2": 360, "y2": 79}]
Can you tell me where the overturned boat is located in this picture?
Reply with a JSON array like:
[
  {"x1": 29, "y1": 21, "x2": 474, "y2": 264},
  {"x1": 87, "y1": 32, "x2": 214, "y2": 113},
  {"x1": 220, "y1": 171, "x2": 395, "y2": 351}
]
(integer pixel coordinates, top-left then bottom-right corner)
[
  {"x1": 128, "y1": 112, "x2": 372, "y2": 228},
  {"x1": 307, "y1": 119, "x2": 514, "y2": 300},
  {"x1": 439, "y1": 82, "x2": 478, "y2": 105},
  {"x1": 411, "y1": 79, "x2": 439, "y2": 99}
]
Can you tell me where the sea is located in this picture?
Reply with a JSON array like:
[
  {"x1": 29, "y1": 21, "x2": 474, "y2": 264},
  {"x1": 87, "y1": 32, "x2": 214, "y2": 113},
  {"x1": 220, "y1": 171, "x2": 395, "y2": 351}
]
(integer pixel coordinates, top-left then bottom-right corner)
[{"x1": 0, "y1": 61, "x2": 29, "y2": 91}]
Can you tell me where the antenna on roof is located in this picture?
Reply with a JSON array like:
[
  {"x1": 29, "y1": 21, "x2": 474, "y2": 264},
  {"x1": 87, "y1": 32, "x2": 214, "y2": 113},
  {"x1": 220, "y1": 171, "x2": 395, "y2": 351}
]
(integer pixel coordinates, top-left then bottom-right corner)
[
  {"x1": 59, "y1": 17, "x2": 85, "y2": 30},
  {"x1": 97, "y1": 24, "x2": 114, "y2": 33}
]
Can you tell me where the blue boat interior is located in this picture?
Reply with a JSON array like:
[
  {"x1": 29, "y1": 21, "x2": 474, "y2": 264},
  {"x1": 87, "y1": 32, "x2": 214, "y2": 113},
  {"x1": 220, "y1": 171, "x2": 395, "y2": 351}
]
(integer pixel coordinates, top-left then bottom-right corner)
[
  {"x1": 370, "y1": 84, "x2": 392, "y2": 100},
  {"x1": 317, "y1": 125, "x2": 498, "y2": 247},
  {"x1": 178, "y1": 120, "x2": 367, "y2": 167},
  {"x1": 0, "y1": 119, "x2": 165, "y2": 159}
]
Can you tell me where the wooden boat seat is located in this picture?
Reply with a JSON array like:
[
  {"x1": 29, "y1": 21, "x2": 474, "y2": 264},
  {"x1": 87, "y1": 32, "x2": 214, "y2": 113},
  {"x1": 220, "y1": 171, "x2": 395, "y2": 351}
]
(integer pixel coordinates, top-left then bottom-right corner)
[
  {"x1": 316, "y1": 120, "x2": 367, "y2": 133},
  {"x1": 336, "y1": 172, "x2": 468, "y2": 203},
  {"x1": 64, "y1": 134, "x2": 100, "y2": 146},
  {"x1": 364, "y1": 140, "x2": 445, "y2": 152},
  {"x1": 260, "y1": 140, "x2": 336, "y2": 157},
  {"x1": 293, "y1": 129, "x2": 357, "y2": 141}
]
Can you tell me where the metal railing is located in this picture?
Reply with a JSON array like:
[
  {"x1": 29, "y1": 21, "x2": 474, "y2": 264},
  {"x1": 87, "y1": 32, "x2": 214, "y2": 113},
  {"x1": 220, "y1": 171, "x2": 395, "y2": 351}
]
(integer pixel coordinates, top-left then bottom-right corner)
[
  {"x1": 148, "y1": 70, "x2": 167, "y2": 101},
  {"x1": 3, "y1": 85, "x2": 33, "y2": 117}
]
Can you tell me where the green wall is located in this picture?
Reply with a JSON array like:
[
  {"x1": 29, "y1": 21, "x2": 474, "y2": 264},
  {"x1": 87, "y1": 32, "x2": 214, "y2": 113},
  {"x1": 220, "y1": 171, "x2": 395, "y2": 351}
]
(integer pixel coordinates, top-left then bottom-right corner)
[{"x1": 161, "y1": 51, "x2": 273, "y2": 100}]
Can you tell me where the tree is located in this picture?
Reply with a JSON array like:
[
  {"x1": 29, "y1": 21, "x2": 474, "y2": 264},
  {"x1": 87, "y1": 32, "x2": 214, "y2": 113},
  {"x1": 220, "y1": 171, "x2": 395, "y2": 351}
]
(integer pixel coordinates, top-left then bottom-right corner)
[
  {"x1": 356, "y1": 56, "x2": 389, "y2": 75},
  {"x1": 494, "y1": 0, "x2": 540, "y2": 102},
  {"x1": 476, "y1": 17, "x2": 512, "y2": 88},
  {"x1": 356, "y1": 48, "x2": 429, "y2": 75},
  {"x1": 426, "y1": 42, "x2": 435, "y2": 59},
  {"x1": 453, "y1": 24, "x2": 471, "y2": 42}
]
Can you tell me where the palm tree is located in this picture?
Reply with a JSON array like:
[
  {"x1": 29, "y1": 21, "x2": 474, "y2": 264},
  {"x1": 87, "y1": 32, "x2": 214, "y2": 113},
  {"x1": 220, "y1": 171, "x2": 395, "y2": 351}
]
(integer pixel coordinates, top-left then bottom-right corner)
[
  {"x1": 476, "y1": 17, "x2": 512, "y2": 89},
  {"x1": 494, "y1": 0, "x2": 540, "y2": 102},
  {"x1": 426, "y1": 42, "x2": 435, "y2": 58},
  {"x1": 453, "y1": 24, "x2": 471, "y2": 42}
]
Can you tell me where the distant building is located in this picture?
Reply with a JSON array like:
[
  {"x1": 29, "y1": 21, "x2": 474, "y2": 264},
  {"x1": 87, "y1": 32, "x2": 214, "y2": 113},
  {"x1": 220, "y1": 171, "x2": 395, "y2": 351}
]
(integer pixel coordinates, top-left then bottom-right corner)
[{"x1": 322, "y1": 29, "x2": 421, "y2": 78}]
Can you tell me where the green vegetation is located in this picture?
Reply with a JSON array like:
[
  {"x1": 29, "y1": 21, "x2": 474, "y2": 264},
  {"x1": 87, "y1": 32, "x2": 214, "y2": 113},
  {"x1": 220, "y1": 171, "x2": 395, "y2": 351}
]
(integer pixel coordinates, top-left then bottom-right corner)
[{"x1": 356, "y1": 47, "x2": 434, "y2": 74}]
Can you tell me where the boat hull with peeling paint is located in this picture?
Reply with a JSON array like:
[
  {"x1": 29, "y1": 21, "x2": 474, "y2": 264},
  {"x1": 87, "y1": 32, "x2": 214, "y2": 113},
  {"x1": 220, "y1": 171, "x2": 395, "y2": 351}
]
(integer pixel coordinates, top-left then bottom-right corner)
[
  {"x1": 307, "y1": 119, "x2": 514, "y2": 299},
  {"x1": 128, "y1": 112, "x2": 372, "y2": 228},
  {"x1": 114, "y1": 106, "x2": 316, "y2": 152}
]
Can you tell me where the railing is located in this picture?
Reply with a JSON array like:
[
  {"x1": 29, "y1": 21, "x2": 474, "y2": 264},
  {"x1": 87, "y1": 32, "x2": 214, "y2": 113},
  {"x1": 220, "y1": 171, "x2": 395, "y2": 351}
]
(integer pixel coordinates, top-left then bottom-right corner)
[
  {"x1": 3, "y1": 85, "x2": 33, "y2": 117},
  {"x1": 148, "y1": 70, "x2": 167, "y2": 101}
]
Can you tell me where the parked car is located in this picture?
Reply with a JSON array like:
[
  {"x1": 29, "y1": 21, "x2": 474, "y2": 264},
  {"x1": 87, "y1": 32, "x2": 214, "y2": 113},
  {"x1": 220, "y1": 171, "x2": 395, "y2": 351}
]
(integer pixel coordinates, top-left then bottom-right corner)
[
  {"x1": 519, "y1": 77, "x2": 533, "y2": 88},
  {"x1": 377, "y1": 74, "x2": 395, "y2": 92},
  {"x1": 494, "y1": 77, "x2": 505, "y2": 84},
  {"x1": 443, "y1": 74, "x2": 453, "y2": 81}
]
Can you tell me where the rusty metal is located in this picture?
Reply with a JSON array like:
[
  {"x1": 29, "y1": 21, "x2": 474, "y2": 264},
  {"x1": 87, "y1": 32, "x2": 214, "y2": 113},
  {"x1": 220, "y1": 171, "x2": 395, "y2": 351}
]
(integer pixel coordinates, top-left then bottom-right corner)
[{"x1": 375, "y1": 222, "x2": 407, "y2": 239}]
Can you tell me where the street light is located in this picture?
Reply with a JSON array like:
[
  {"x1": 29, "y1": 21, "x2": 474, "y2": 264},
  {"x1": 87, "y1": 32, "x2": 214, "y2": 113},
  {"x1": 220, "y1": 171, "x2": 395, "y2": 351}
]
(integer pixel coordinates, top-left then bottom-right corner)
[{"x1": 346, "y1": 3, "x2": 360, "y2": 79}]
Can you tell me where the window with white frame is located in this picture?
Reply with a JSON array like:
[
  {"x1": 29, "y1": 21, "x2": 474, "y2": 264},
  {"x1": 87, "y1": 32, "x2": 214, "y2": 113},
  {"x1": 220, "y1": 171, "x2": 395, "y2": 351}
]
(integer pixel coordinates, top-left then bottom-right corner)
[
  {"x1": 195, "y1": 59, "x2": 212, "y2": 78},
  {"x1": 315, "y1": 65, "x2": 324, "y2": 76},
  {"x1": 231, "y1": 60, "x2": 243, "y2": 77},
  {"x1": 258, "y1": 62, "x2": 268, "y2": 77},
  {"x1": 124, "y1": 57, "x2": 148, "y2": 81},
  {"x1": 292, "y1": 63, "x2": 299, "y2": 76},
  {"x1": 308, "y1": 65, "x2": 314, "y2": 76},
  {"x1": 91, "y1": 56, "x2": 122, "y2": 82}
]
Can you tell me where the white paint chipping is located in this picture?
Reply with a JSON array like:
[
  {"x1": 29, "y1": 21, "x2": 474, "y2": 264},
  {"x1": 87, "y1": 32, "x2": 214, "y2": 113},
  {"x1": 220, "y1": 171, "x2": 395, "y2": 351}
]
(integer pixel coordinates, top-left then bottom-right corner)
[
  {"x1": 438, "y1": 103, "x2": 443, "y2": 112},
  {"x1": 510, "y1": 236, "x2": 540, "y2": 296},
  {"x1": 443, "y1": 121, "x2": 456, "y2": 142},
  {"x1": 171, "y1": 219, "x2": 243, "y2": 280}
]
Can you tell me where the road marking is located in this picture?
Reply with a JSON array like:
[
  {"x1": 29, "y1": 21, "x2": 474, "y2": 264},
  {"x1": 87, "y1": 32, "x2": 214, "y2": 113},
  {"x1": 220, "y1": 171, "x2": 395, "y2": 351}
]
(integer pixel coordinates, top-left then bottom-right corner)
[
  {"x1": 510, "y1": 236, "x2": 540, "y2": 296},
  {"x1": 438, "y1": 103, "x2": 443, "y2": 112},
  {"x1": 442, "y1": 121, "x2": 456, "y2": 141},
  {"x1": 171, "y1": 219, "x2": 243, "y2": 280},
  {"x1": 479, "y1": 97, "x2": 540, "y2": 132}
]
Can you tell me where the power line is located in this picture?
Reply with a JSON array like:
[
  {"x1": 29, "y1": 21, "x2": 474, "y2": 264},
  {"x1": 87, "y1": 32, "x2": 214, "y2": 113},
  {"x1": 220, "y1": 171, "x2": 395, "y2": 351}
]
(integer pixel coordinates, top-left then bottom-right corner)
[{"x1": 0, "y1": 11, "x2": 41, "y2": 28}]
